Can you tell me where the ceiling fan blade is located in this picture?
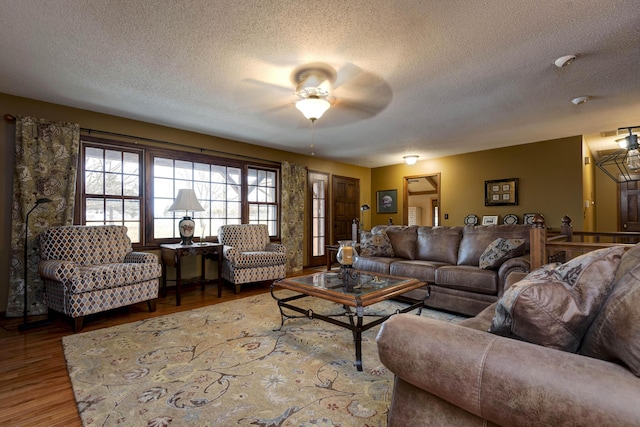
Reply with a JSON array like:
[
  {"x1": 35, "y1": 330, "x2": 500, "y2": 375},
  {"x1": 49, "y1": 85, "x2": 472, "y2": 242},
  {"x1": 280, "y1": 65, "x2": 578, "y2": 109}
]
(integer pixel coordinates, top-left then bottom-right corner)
[{"x1": 242, "y1": 78, "x2": 293, "y2": 94}]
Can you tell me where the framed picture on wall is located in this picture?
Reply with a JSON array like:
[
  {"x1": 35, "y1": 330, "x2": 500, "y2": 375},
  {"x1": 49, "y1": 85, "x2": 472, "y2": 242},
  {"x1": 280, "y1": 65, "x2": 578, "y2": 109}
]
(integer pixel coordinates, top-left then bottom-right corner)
[
  {"x1": 485, "y1": 178, "x2": 518, "y2": 206},
  {"x1": 376, "y1": 189, "x2": 397, "y2": 213}
]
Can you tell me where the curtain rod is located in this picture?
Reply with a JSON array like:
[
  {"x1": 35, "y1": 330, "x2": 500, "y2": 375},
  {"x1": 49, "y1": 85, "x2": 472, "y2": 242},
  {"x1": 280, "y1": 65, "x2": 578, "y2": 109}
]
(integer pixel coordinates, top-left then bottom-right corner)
[{"x1": 4, "y1": 114, "x2": 280, "y2": 166}]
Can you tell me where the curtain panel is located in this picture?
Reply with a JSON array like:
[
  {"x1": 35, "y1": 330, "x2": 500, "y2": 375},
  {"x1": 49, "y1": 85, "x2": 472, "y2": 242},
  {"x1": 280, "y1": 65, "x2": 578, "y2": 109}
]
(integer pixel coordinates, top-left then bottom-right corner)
[
  {"x1": 281, "y1": 161, "x2": 306, "y2": 273},
  {"x1": 6, "y1": 117, "x2": 80, "y2": 317}
]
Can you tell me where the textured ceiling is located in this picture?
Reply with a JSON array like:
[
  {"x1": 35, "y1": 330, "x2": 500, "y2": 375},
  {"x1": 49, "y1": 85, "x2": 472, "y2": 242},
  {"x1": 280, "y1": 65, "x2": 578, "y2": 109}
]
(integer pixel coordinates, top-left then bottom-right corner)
[{"x1": 1, "y1": 0, "x2": 639, "y2": 167}]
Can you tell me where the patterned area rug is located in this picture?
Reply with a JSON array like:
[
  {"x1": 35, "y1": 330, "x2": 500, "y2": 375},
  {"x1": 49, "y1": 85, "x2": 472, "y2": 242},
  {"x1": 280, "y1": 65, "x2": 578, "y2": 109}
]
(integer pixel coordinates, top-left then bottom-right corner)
[{"x1": 62, "y1": 291, "x2": 463, "y2": 426}]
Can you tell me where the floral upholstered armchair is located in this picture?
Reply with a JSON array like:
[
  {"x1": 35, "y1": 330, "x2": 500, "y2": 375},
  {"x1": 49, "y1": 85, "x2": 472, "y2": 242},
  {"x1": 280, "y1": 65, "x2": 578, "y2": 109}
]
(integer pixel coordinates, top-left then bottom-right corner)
[
  {"x1": 38, "y1": 225, "x2": 161, "y2": 332},
  {"x1": 218, "y1": 224, "x2": 287, "y2": 293}
]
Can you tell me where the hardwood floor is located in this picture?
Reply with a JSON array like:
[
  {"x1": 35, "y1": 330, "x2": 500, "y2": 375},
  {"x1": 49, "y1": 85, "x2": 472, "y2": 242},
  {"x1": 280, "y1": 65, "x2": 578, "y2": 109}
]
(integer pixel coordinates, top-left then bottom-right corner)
[{"x1": 0, "y1": 272, "x2": 317, "y2": 427}]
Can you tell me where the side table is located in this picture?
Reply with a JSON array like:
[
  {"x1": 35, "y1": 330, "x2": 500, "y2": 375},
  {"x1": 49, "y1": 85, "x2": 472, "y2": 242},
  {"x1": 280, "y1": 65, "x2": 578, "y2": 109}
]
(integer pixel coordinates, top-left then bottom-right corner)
[{"x1": 160, "y1": 242, "x2": 223, "y2": 305}]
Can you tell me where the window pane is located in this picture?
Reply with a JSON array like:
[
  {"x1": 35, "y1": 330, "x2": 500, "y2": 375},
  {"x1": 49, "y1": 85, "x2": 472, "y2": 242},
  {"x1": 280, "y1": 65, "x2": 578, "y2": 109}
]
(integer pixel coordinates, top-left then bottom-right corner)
[
  {"x1": 154, "y1": 218, "x2": 175, "y2": 238},
  {"x1": 154, "y1": 157, "x2": 174, "y2": 178},
  {"x1": 85, "y1": 171, "x2": 103, "y2": 194},
  {"x1": 154, "y1": 178, "x2": 174, "y2": 198},
  {"x1": 105, "y1": 173, "x2": 122, "y2": 195},
  {"x1": 123, "y1": 174, "x2": 139, "y2": 196},
  {"x1": 106, "y1": 199, "x2": 123, "y2": 220},
  {"x1": 85, "y1": 147, "x2": 103, "y2": 171},
  {"x1": 86, "y1": 198, "x2": 104, "y2": 221},
  {"x1": 105, "y1": 150, "x2": 122, "y2": 173},
  {"x1": 124, "y1": 221, "x2": 140, "y2": 243},
  {"x1": 124, "y1": 200, "x2": 140, "y2": 220},
  {"x1": 123, "y1": 152, "x2": 139, "y2": 174},
  {"x1": 194, "y1": 163, "x2": 210, "y2": 182},
  {"x1": 228, "y1": 184, "x2": 241, "y2": 201},
  {"x1": 175, "y1": 160, "x2": 192, "y2": 180}
]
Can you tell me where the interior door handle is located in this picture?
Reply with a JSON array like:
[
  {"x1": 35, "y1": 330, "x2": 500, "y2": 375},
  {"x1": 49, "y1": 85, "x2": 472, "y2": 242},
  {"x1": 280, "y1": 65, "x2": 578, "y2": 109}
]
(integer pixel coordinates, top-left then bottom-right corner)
[{"x1": 623, "y1": 223, "x2": 628, "y2": 229}]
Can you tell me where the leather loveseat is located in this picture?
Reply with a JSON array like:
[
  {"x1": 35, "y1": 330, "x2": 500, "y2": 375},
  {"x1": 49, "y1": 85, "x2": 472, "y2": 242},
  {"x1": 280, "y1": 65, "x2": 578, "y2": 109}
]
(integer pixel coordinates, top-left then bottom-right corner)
[
  {"x1": 354, "y1": 224, "x2": 532, "y2": 315},
  {"x1": 376, "y1": 244, "x2": 640, "y2": 427}
]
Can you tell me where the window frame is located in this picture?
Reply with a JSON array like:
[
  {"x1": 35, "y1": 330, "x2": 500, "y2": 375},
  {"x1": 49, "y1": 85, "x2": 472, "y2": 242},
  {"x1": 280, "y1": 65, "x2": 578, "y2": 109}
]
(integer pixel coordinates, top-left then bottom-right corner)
[{"x1": 77, "y1": 136, "x2": 281, "y2": 249}]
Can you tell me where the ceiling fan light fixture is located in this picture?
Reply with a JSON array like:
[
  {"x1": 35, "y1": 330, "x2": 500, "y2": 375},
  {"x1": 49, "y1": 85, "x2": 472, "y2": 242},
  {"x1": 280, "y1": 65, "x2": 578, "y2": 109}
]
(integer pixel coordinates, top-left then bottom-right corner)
[
  {"x1": 296, "y1": 96, "x2": 331, "y2": 122},
  {"x1": 404, "y1": 155, "x2": 419, "y2": 165}
]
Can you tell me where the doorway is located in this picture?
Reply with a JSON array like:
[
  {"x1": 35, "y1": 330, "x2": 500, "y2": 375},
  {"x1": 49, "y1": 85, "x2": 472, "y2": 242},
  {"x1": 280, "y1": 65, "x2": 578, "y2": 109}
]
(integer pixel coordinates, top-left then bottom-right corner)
[
  {"x1": 307, "y1": 171, "x2": 329, "y2": 267},
  {"x1": 332, "y1": 175, "x2": 360, "y2": 243},
  {"x1": 403, "y1": 174, "x2": 440, "y2": 226}
]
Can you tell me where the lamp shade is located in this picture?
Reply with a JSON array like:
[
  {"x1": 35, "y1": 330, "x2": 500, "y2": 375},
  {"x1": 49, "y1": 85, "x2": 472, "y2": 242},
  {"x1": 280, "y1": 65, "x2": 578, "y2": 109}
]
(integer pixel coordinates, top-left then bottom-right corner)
[
  {"x1": 168, "y1": 189, "x2": 205, "y2": 212},
  {"x1": 296, "y1": 97, "x2": 331, "y2": 122}
]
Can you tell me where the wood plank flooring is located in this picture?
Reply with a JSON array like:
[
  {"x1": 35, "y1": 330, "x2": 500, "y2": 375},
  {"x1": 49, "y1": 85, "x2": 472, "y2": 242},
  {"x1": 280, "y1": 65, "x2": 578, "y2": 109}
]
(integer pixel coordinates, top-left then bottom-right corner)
[{"x1": 0, "y1": 272, "x2": 317, "y2": 427}]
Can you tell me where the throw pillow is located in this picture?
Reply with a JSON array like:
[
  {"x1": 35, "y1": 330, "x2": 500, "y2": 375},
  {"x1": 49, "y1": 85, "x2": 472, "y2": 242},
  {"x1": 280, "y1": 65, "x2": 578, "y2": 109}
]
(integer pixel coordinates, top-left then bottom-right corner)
[
  {"x1": 359, "y1": 230, "x2": 394, "y2": 257},
  {"x1": 489, "y1": 246, "x2": 626, "y2": 352},
  {"x1": 384, "y1": 226, "x2": 418, "y2": 260},
  {"x1": 580, "y1": 262, "x2": 640, "y2": 376},
  {"x1": 479, "y1": 238, "x2": 526, "y2": 270}
]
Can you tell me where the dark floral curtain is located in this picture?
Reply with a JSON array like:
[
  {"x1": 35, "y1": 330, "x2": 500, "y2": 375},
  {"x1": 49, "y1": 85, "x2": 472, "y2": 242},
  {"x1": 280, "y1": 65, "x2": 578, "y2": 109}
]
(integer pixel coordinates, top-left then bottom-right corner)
[
  {"x1": 281, "y1": 161, "x2": 306, "y2": 272},
  {"x1": 6, "y1": 117, "x2": 80, "y2": 317}
]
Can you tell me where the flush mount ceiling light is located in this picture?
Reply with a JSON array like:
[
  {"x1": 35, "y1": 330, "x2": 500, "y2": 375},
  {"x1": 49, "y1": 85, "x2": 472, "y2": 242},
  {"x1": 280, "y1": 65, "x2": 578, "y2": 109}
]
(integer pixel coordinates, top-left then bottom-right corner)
[
  {"x1": 571, "y1": 96, "x2": 590, "y2": 105},
  {"x1": 596, "y1": 126, "x2": 640, "y2": 183},
  {"x1": 554, "y1": 54, "x2": 579, "y2": 68},
  {"x1": 404, "y1": 155, "x2": 419, "y2": 165}
]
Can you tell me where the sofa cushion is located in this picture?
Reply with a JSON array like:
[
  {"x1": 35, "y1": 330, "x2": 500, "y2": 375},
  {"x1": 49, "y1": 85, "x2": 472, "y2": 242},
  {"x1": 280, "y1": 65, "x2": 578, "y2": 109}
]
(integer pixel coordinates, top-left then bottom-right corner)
[
  {"x1": 416, "y1": 226, "x2": 462, "y2": 265},
  {"x1": 479, "y1": 238, "x2": 526, "y2": 270},
  {"x1": 390, "y1": 260, "x2": 447, "y2": 283},
  {"x1": 435, "y1": 265, "x2": 498, "y2": 294},
  {"x1": 384, "y1": 226, "x2": 418, "y2": 260},
  {"x1": 353, "y1": 256, "x2": 395, "y2": 275},
  {"x1": 489, "y1": 246, "x2": 625, "y2": 352},
  {"x1": 359, "y1": 230, "x2": 394, "y2": 257},
  {"x1": 458, "y1": 224, "x2": 530, "y2": 266},
  {"x1": 71, "y1": 262, "x2": 162, "y2": 293},
  {"x1": 580, "y1": 262, "x2": 640, "y2": 376}
]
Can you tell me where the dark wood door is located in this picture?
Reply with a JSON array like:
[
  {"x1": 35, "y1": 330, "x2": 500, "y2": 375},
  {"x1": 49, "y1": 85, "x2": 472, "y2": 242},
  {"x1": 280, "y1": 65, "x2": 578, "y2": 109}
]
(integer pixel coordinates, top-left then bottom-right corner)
[
  {"x1": 620, "y1": 179, "x2": 640, "y2": 232},
  {"x1": 332, "y1": 175, "x2": 359, "y2": 244}
]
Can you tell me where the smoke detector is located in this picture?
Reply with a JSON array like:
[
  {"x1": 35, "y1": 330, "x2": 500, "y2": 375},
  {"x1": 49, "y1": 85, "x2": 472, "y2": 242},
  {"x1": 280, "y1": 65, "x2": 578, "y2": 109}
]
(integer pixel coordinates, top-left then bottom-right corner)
[
  {"x1": 554, "y1": 54, "x2": 579, "y2": 68},
  {"x1": 571, "y1": 96, "x2": 590, "y2": 105}
]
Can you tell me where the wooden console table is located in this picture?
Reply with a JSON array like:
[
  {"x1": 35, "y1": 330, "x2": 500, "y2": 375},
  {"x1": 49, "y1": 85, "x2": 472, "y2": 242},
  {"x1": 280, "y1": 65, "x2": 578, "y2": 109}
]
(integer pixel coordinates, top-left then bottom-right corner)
[{"x1": 160, "y1": 243, "x2": 222, "y2": 305}]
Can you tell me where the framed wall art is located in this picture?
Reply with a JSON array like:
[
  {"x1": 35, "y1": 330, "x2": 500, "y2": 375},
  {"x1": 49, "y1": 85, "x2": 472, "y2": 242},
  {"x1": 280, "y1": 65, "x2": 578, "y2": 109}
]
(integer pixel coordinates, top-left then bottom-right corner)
[
  {"x1": 482, "y1": 215, "x2": 499, "y2": 225},
  {"x1": 376, "y1": 189, "x2": 397, "y2": 213},
  {"x1": 485, "y1": 178, "x2": 518, "y2": 206}
]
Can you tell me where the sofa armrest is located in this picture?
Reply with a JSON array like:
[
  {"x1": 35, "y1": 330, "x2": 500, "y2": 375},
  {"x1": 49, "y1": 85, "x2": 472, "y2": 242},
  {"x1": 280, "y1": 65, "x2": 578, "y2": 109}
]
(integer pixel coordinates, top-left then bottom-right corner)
[
  {"x1": 223, "y1": 246, "x2": 238, "y2": 262},
  {"x1": 38, "y1": 259, "x2": 77, "y2": 282},
  {"x1": 124, "y1": 251, "x2": 158, "y2": 264},
  {"x1": 377, "y1": 314, "x2": 640, "y2": 427},
  {"x1": 265, "y1": 243, "x2": 286, "y2": 253},
  {"x1": 497, "y1": 254, "x2": 529, "y2": 296}
]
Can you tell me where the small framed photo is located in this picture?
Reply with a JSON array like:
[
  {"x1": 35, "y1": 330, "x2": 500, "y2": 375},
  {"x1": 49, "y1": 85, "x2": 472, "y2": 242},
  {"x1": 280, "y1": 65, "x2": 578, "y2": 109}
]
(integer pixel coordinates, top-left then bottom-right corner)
[
  {"x1": 482, "y1": 215, "x2": 499, "y2": 225},
  {"x1": 485, "y1": 178, "x2": 518, "y2": 206},
  {"x1": 376, "y1": 189, "x2": 397, "y2": 213}
]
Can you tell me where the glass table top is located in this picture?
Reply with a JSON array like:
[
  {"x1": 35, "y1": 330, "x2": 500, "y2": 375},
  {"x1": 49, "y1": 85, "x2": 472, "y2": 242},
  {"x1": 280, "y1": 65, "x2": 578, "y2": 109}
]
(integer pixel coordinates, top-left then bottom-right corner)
[{"x1": 284, "y1": 271, "x2": 412, "y2": 296}]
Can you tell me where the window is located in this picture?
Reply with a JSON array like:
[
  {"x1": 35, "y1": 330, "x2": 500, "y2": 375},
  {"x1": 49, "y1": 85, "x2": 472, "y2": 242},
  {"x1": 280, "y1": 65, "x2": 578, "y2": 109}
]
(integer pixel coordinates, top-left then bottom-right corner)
[
  {"x1": 247, "y1": 167, "x2": 278, "y2": 235},
  {"x1": 152, "y1": 156, "x2": 243, "y2": 241},
  {"x1": 77, "y1": 136, "x2": 280, "y2": 247},
  {"x1": 81, "y1": 144, "x2": 142, "y2": 243}
]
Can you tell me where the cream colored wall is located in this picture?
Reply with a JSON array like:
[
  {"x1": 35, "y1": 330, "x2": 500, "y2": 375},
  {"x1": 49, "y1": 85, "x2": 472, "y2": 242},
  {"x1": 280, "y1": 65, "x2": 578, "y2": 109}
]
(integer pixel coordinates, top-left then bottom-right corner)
[
  {"x1": 0, "y1": 93, "x2": 370, "y2": 312},
  {"x1": 582, "y1": 139, "x2": 596, "y2": 232},
  {"x1": 371, "y1": 136, "x2": 586, "y2": 231}
]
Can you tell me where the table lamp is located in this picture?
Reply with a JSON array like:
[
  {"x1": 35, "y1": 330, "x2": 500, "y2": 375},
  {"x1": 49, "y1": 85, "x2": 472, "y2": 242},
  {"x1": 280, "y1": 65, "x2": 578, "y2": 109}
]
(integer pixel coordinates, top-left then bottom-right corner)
[{"x1": 168, "y1": 189, "x2": 205, "y2": 245}]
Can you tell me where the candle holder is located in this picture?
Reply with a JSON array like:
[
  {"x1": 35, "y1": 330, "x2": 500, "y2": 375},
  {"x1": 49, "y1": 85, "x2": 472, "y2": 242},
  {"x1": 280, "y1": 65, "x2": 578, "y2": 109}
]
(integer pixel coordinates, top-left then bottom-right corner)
[{"x1": 336, "y1": 240, "x2": 359, "y2": 290}]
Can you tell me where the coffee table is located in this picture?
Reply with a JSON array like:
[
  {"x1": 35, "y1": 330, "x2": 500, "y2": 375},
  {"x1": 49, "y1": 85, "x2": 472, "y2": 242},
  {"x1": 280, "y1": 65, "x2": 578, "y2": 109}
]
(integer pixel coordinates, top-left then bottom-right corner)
[{"x1": 270, "y1": 271, "x2": 429, "y2": 371}]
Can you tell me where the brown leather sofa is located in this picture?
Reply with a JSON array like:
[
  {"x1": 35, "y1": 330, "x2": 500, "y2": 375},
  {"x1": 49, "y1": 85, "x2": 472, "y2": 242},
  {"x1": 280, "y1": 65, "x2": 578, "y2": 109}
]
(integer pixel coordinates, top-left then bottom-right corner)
[
  {"x1": 376, "y1": 250, "x2": 640, "y2": 426},
  {"x1": 355, "y1": 224, "x2": 531, "y2": 315}
]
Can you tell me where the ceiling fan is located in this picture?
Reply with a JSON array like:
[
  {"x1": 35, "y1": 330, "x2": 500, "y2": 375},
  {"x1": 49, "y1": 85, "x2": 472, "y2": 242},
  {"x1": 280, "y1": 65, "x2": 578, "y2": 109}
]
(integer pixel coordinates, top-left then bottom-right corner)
[
  {"x1": 241, "y1": 62, "x2": 392, "y2": 127},
  {"x1": 596, "y1": 126, "x2": 640, "y2": 183}
]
